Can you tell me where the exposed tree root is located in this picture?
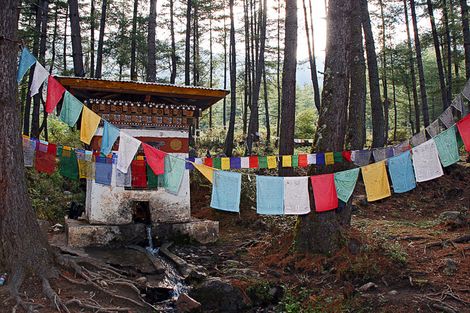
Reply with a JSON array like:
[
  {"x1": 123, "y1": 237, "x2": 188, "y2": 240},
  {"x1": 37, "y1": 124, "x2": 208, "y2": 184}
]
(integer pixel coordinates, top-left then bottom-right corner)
[{"x1": 65, "y1": 298, "x2": 131, "y2": 312}]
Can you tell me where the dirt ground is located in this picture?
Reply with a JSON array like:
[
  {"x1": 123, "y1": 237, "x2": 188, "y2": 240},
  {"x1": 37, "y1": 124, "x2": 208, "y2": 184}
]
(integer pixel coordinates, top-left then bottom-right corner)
[{"x1": 1, "y1": 163, "x2": 469, "y2": 312}]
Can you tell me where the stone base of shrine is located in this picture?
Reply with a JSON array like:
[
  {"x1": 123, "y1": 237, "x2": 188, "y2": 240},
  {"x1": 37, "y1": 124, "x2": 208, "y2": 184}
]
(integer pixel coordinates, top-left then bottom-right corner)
[{"x1": 65, "y1": 218, "x2": 219, "y2": 248}]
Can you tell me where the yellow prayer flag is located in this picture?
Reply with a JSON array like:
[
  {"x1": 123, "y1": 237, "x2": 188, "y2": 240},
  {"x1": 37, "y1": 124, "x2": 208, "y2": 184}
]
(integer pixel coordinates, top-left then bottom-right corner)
[
  {"x1": 325, "y1": 152, "x2": 335, "y2": 165},
  {"x1": 63, "y1": 145, "x2": 71, "y2": 150},
  {"x1": 221, "y1": 157, "x2": 230, "y2": 170},
  {"x1": 267, "y1": 156, "x2": 277, "y2": 169},
  {"x1": 136, "y1": 155, "x2": 145, "y2": 161},
  {"x1": 80, "y1": 106, "x2": 101, "y2": 145},
  {"x1": 361, "y1": 161, "x2": 391, "y2": 202},
  {"x1": 194, "y1": 163, "x2": 214, "y2": 183},
  {"x1": 282, "y1": 155, "x2": 292, "y2": 167},
  {"x1": 78, "y1": 159, "x2": 95, "y2": 179}
]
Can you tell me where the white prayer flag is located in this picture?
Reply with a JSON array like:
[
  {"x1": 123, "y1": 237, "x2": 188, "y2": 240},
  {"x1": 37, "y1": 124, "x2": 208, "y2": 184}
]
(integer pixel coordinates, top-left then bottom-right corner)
[
  {"x1": 283, "y1": 177, "x2": 311, "y2": 215},
  {"x1": 116, "y1": 132, "x2": 141, "y2": 173},
  {"x1": 30, "y1": 62, "x2": 49, "y2": 96},
  {"x1": 307, "y1": 153, "x2": 316, "y2": 165},
  {"x1": 412, "y1": 139, "x2": 444, "y2": 182},
  {"x1": 240, "y1": 157, "x2": 250, "y2": 169}
]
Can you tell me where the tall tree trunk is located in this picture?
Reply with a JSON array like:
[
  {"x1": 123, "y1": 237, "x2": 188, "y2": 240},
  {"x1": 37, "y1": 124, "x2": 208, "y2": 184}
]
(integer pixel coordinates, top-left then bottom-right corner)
[
  {"x1": 404, "y1": 0, "x2": 420, "y2": 133},
  {"x1": 442, "y1": 0, "x2": 452, "y2": 102},
  {"x1": 449, "y1": 0, "x2": 459, "y2": 80},
  {"x1": 192, "y1": 2, "x2": 199, "y2": 86},
  {"x1": 263, "y1": 65, "x2": 270, "y2": 144},
  {"x1": 296, "y1": 0, "x2": 352, "y2": 255},
  {"x1": 361, "y1": 0, "x2": 385, "y2": 147},
  {"x1": 223, "y1": 6, "x2": 227, "y2": 128},
  {"x1": 49, "y1": 2, "x2": 59, "y2": 74},
  {"x1": 29, "y1": 0, "x2": 42, "y2": 137},
  {"x1": 209, "y1": 15, "x2": 213, "y2": 129},
  {"x1": 146, "y1": 0, "x2": 156, "y2": 82},
  {"x1": 68, "y1": 0, "x2": 85, "y2": 77},
  {"x1": 410, "y1": 0, "x2": 430, "y2": 127},
  {"x1": 461, "y1": 0, "x2": 470, "y2": 80},
  {"x1": 224, "y1": 0, "x2": 236, "y2": 156},
  {"x1": 278, "y1": 0, "x2": 297, "y2": 176},
  {"x1": 379, "y1": 0, "x2": 389, "y2": 143},
  {"x1": 184, "y1": 0, "x2": 192, "y2": 85},
  {"x1": 426, "y1": 0, "x2": 449, "y2": 110},
  {"x1": 346, "y1": 0, "x2": 366, "y2": 150},
  {"x1": 391, "y1": 51, "x2": 398, "y2": 141},
  {"x1": 276, "y1": 0, "x2": 282, "y2": 143},
  {"x1": 90, "y1": 0, "x2": 95, "y2": 77},
  {"x1": 1, "y1": 0, "x2": 56, "y2": 301},
  {"x1": 405, "y1": 79, "x2": 415, "y2": 134},
  {"x1": 302, "y1": 0, "x2": 320, "y2": 111},
  {"x1": 63, "y1": 5, "x2": 68, "y2": 74},
  {"x1": 247, "y1": 0, "x2": 267, "y2": 155},
  {"x1": 130, "y1": 0, "x2": 138, "y2": 80},
  {"x1": 243, "y1": 0, "x2": 251, "y2": 137},
  {"x1": 169, "y1": 0, "x2": 176, "y2": 84},
  {"x1": 95, "y1": 0, "x2": 107, "y2": 78}
]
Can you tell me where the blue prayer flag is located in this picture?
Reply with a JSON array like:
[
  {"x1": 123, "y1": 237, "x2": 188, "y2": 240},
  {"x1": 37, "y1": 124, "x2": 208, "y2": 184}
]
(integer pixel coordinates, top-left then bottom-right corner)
[
  {"x1": 387, "y1": 151, "x2": 416, "y2": 193},
  {"x1": 17, "y1": 48, "x2": 37, "y2": 83},
  {"x1": 211, "y1": 171, "x2": 242, "y2": 212},
  {"x1": 101, "y1": 121, "x2": 120, "y2": 156},
  {"x1": 95, "y1": 157, "x2": 113, "y2": 185},
  {"x1": 186, "y1": 157, "x2": 195, "y2": 170},
  {"x1": 316, "y1": 153, "x2": 325, "y2": 165},
  {"x1": 256, "y1": 176, "x2": 284, "y2": 215},
  {"x1": 230, "y1": 157, "x2": 241, "y2": 169}
]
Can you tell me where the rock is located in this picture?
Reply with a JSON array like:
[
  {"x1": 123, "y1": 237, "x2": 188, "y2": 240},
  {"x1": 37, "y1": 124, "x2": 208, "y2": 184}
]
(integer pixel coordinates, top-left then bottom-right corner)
[
  {"x1": 388, "y1": 290, "x2": 398, "y2": 296},
  {"x1": 176, "y1": 293, "x2": 201, "y2": 313},
  {"x1": 189, "y1": 277, "x2": 249, "y2": 313},
  {"x1": 172, "y1": 220, "x2": 219, "y2": 244},
  {"x1": 439, "y1": 211, "x2": 468, "y2": 229},
  {"x1": 443, "y1": 258, "x2": 458, "y2": 276},
  {"x1": 358, "y1": 282, "x2": 378, "y2": 292},
  {"x1": 52, "y1": 223, "x2": 64, "y2": 232}
]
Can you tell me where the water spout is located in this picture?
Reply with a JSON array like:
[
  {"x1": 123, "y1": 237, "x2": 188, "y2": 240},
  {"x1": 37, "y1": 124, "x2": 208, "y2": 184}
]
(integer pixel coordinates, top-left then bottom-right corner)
[{"x1": 146, "y1": 225, "x2": 159, "y2": 255}]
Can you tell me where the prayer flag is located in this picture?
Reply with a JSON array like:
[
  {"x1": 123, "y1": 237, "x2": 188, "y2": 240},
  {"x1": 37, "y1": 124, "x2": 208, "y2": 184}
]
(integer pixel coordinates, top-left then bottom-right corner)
[
  {"x1": 211, "y1": 171, "x2": 242, "y2": 212},
  {"x1": 307, "y1": 154, "x2": 316, "y2": 165},
  {"x1": 333, "y1": 152, "x2": 344, "y2": 163},
  {"x1": 213, "y1": 157, "x2": 221, "y2": 169},
  {"x1": 186, "y1": 158, "x2": 195, "y2": 170},
  {"x1": 462, "y1": 80, "x2": 470, "y2": 101},
  {"x1": 387, "y1": 151, "x2": 416, "y2": 193},
  {"x1": 17, "y1": 48, "x2": 36, "y2": 83},
  {"x1": 230, "y1": 157, "x2": 241, "y2": 169},
  {"x1": 204, "y1": 157, "x2": 213, "y2": 167},
  {"x1": 426, "y1": 120, "x2": 441, "y2": 138},
  {"x1": 240, "y1": 157, "x2": 249, "y2": 168},
  {"x1": 456, "y1": 113, "x2": 470, "y2": 151},
  {"x1": 372, "y1": 148, "x2": 387, "y2": 162},
  {"x1": 194, "y1": 163, "x2": 214, "y2": 183},
  {"x1": 385, "y1": 147, "x2": 394, "y2": 158},
  {"x1": 316, "y1": 153, "x2": 325, "y2": 165},
  {"x1": 101, "y1": 121, "x2": 120, "y2": 155},
  {"x1": 412, "y1": 139, "x2": 444, "y2": 182},
  {"x1": 221, "y1": 157, "x2": 231, "y2": 170},
  {"x1": 76, "y1": 150, "x2": 95, "y2": 179},
  {"x1": 159, "y1": 156, "x2": 185, "y2": 194},
  {"x1": 80, "y1": 106, "x2": 101, "y2": 145},
  {"x1": 256, "y1": 176, "x2": 284, "y2": 215},
  {"x1": 30, "y1": 62, "x2": 48, "y2": 96},
  {"x1": 59, "y1": 148, "x2": 78, "y2": 180},
  {"x1": 35, "y1": 142, "x2": 57, "y2": 174},
  {"x1": 334, "y1": 168, "x2": 360, "y2": 203},
  {"x1": 258, "y1": 156, "x2": 268, "y2": 169},
  {"x1": 249, "y1": 156, "x2": 259, "y2": 168},
  {"x1": 433, "y1": 126, "x2": 460, "y2": 167},
  {"x1": 351, "y1": 150, "x2": 371, "y2": 166},
  {"x1": 342, "y1": 151, "x2": 352, "y2": 162},
  {"x1": 298, "y1": 154, "x2": 308, "y2": 167},
  {"x1": 452, "y1": 94, "x2": 465, "y2": 114},
  {"x1": 267, "y1": 156, "x2": 277, "y2": 169},
  {"x1": 284, "y1": 177, "x2": 310, "y2": 215},
  {"x1": 292, "y1": 155, "x2": 299, "y2": 168},
  {"x1": 23, "y1": 137, "x2": 36, "y2": 167},
  {"x1": 410, "y1": 130, "x2": 427, "y2": 147},
  {"x1": 45, "y1": 76, "x2": 66, "y2": 113},
  {"x1": 282, "y1": 155, "x2": 292, "y2": 167},
  {"x1": 131, "y1": 160, "x2": 147, "y2": 188},
  {"x1": 147, "y1": 163, "x2": 159, "y2": 188},
  {"x1": 115, "y1": 165, "x2": 131, "y2": 187},
  {"x1": 393, "y1": 140, "x2": 411, "y2": 156},
  {"x1": 439, "y1": 106, "x2": 455, "y2": 129},
  {"x1": 117, "y1": 132, "x2": 141, "y2": 173},
  {"x1": 310, "y1": 174, "x2": 338, "y2": 212},
  {"x1": 142, "y1": 143, "x2": 166, "y2": 175},
  {"x1": 95, "y1": 157, "x2": 113, "y2": 185},
  {"x1": 361, "y1": 161, "x2": 391, "y2": 202},
  {"x1": 325, "y1": 152, "x2": 334, "y2": 165},
  {"x1": 60, "y1": 91, "x2": 83, "y2": 127}
]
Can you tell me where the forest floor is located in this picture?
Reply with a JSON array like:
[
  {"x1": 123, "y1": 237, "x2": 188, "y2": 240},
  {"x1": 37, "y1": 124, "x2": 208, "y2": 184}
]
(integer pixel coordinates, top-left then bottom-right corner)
[{"x1": 1, "y1": 164, "x2": 470, "y2": 312}]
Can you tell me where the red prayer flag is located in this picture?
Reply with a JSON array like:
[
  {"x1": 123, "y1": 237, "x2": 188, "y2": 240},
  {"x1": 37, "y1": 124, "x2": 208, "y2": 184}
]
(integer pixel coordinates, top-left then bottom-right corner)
[
  {"x1": 249, "y1": 156, "x2": 259, "y2": 168},
  {"x1": 298, "y1": 154, "x2": 308, "y2": 167},
  {"x1": 342, "y1": 151, "x2": 352, "y2": 162},
  {"x1": 35, "y1": 143, "x2": 57, "y2": 174},
  {"x1": 45, "y1": 76, "x2": 66, "y2": 114},
  {"x1": 131, "y1": 160, "x2": 148, "y2": 188},
  {"x1": 457, "y1": 114, "x2": 470, "y2": 151},
  {"x1": 310, "y1": 174, "x2": 338, "y2": 212},
  {"x1": 142, "y1": 143, "x2": 166, "y2": 175},
  {"x1": 204, "y1": 157, "x2": 213, "y2": 167}
]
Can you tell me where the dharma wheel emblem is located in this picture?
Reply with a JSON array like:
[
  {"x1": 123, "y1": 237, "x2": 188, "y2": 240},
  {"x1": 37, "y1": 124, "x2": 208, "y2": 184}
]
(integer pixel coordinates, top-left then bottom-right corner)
[{"x1": 170, "y1": 139, "x2": 182, "y2": 151}]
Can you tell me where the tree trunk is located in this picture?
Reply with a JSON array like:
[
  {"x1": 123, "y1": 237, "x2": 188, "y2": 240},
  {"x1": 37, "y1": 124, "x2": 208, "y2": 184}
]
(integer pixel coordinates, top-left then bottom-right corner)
[
  {"x1": 49, "y1": 2, "x2": 59, "y2": 74},
  {"x1": 361, "y1": 0, "x2": 385, "y2": 147},
  {"x1": 63, "y1": 5, "x2": 68, "y2": 74},
  {"x1": 130, "y1": 0, "x2": 138, "y2": 80},
  {"x1": 90, "y1": 0, "x2": 95, "y2": 77},
  {"x1": 95, "y1": 0, "x2": 107, "y2": 78},
  {"x1": 461, "y1": 0, "x2": 470, "y2": 80},
  {"x1": 243, "y1": 0, "x2": 251, "y2": 137},
  {"x1": 68, "y1": 0, "x2": 85, "y2": 77},
  {"x1": 296, "y1": 0, "x2": 352, "y2": 255},
  {"x1": 302, "y1": 0, "x2": 320, "y2": 111},
  {"x1": 410, "y1": 0, "x2": 430, "y2": 127},
  {"x1": 346, "y1": 0, "x2": 366, "y2": 150},
  {"x1": 442, "y1": 0, "x2": 452, "y2": 102},
  {"x1": 29, "y1": 0, "x2": 42, "y2": 138},
  {"x1": 278, "y1": 0, "x2": 297, "y2": 176},
  {"x1": 224, "y1": 0, "x2": 236, "y2": 156},
  {"x1": 379, "y1": 0, "x2": 389, "y2": 143},
  {"x1": 263, "y1": 64, "x2": 270, "y2": 144},
  {"x1": 276, "y1": 0, "x2": 282, "y2": 144},
  {"x1": 184, "y1": 0, "x2": 192, "y2": 85},
  {"x1": 426, "y1": 0, "x2": 449, "y2": 110},
  {"x1": 170, "y1": 0, "x2": 176, "y2": 84},
  {"x1": 146, "y1": 0, "x2": 156, "y2": 82},
  {"x1": 391, "y1": 51, "x2": 398, "y2": 141},
  {"x1": 223, "y1": 6, "x2": 227, "y2": 128},
  {"x1": 209, "y1": 14, "x2": 213, "y2": 129},
  {"x1": 192, "y1": 2, "x2": 199, "y2": 86},
  {"x1": 449, "y1": 0, "x2": 460, "y2": 80},
  {"x1": 403, "y1": 0, "x2": 420, "y2": 133},
  {"x1": 1, "y1": 0, "x2": 56, "y2": 301}
]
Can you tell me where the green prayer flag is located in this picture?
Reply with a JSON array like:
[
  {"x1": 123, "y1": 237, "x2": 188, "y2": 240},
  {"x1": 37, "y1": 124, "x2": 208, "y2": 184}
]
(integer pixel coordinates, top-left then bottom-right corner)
[
  {"x1": 457, "y1": 130, "x2": 464, "y2": 148},
  {"x1": 147, "y1": 164, "x2": 159, "y2": 188},
  {"x1": 159, "y1": 156, "x2": 185, "y2": 195},
  {"x1": 334, "y1": 168, "x2": 360, "y2": 203},
  {"x1": 434, "y1": 126, "x2": 460, "y2": 167},
  {"x1": 59, "y1": 148, "x2": 79, "y2": 180},
  {"x1": 60, "y1": 91, "x2": 84, "y2": 127},
  {"x1": 292, "y1": 155, "x2": 298, "y2": 168},
  {"x1": 213, "y1": 157, "x2": 221, "y2": 169},
  {"x1": 334, "y1": 152, "x2": 344, "y2": 163},
  {"x1": 258, "y1": 156, "x2": 268, "y2": 169}
]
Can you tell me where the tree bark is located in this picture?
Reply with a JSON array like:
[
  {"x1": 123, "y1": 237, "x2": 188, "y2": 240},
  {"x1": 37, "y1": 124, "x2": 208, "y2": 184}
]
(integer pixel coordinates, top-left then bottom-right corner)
[
  {"x1": 442, "y1": 0, "x2": 452, "y2": 102},
  {"x1": 63, "y1": 5, "x2": 68, "y2": 74},
  {"x1": 192, "y1": 2, "x2": 199, "y2": 86},
  {"x1": 302, "y1": 0, "x2": 320, "y2": 111},
  {"x1": 296, "y1": 0, "x2": 352, "y2": 255},
  {"x1": 90, "y1": 0, "x2": 95, "y2": 77},
  {"x1": 426, "y1": 0, "x2": 449, "y2": 110},
  {"x1": 410, "y1": 0, "x2": 430, "y2": 127},
  {"x1": 184, "y1": 0, "x2": 192, "y2": 86},
  {"x1": 146, "y1": 0, "x2": 156, "y2": 82},
  {"x1": 223, "y1": 6, "x2": 227, "y2": 128},
  {"x1": 224, "y1": 0, "x2": 236, "y2": 156},
  {"x1": 403, "y1": 0, "x2": 420, "y2": 133},
  {"x1": 379, "y1": 0, "x2": 389, "y2": 142},
  {"x1": 1, "y1": 0, "x2": 56, "y2": 301},
  {"x1": 130, "y1": 0, "x2": 138, "y2": 80},
  {"x1": 95, "y1": 0, "x2": 107, "y2": 78},
  {"x1": 243, "y1": 0, "x2": 251, "y2": 137},
  {"x1": 209, "y1": 13, "x2": 213, "y2": 128},
  {"x1": 461, "y1": 0, "x2": 470, "y2": 80},
  {"x1": 170, "y1": 0, "x2": 176, "y2": 84},
  {"x1": 391, "y1": 51, "x2": 398, "y2": 141},
  {"x1": 276, "y1": 0, "x2": 282, "y2": 144},
  {"x1": 263, "y1": 64, "x2": 271, "y2": 144},
  {"x1": 346, "y1": 0, "x2": 366, "y2": 150},
  {"x1": 49, "y1": 2, "x2": 59, "y2": 74},
  {"x1": 68, "y1": 0, "x2": 85, "y2": 77},
  {"x1": 361, "y1": 0, "x2": 385, "y2": 147},
  {"x1": 278, "y1": 0, "x2": 297, "y2": 176}
]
